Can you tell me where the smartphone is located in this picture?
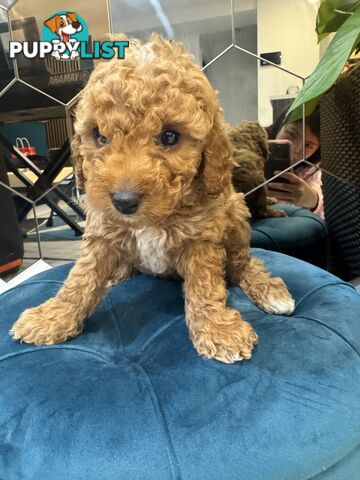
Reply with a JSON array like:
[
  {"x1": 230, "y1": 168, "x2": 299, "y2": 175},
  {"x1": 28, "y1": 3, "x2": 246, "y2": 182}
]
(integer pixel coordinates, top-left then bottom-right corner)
[{"x1": 265, "y1": 140, "x2": 292, "y2": 184}]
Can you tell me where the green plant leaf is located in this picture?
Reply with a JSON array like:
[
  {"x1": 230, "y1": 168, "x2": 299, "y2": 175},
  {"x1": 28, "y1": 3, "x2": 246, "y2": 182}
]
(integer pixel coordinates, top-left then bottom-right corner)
[
  {"x1": 286, "y1": 9, "x2": 360, "y2": 123},
  {"x1": 316, "y1": 0, "x2": 360, "y2": 41}
]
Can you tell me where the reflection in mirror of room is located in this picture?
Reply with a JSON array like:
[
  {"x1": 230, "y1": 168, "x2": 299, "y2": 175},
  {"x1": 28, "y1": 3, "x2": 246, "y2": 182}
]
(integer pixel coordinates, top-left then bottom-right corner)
[
  {"x1": 110, "y1": 0, "x2": 258, "y2": 125},
  {"x1": 257, "y1": 0, "x2": 320, "y2": 126},
  {"x1": 202, "y1": 27, "x2": 257, "y2": 124}
]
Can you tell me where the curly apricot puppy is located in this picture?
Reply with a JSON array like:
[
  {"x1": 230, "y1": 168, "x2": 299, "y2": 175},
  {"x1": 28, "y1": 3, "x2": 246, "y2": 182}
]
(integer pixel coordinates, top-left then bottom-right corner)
[
  {"x1": 10, "y1": 34, "x2": 294, "y2": 364},
  {"x1": 228, "y1": 121, "x2": 286, "y2": 219}
]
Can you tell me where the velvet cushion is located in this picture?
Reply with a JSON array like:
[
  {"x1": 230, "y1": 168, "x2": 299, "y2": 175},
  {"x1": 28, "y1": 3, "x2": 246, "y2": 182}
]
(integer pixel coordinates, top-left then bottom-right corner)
[
  {"x1": 251, "y1": 204, "x2": 327, "y2": 267},
  {"x1": 0, "y1": 249, "x2": 359, "y2": 480}
]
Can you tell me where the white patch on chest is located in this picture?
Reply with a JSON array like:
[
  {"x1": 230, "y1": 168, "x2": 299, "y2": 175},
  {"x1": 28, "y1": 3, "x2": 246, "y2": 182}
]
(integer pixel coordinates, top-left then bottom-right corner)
[{"x1": 132, "y1": 226, "x2": 170, "y2": 274}]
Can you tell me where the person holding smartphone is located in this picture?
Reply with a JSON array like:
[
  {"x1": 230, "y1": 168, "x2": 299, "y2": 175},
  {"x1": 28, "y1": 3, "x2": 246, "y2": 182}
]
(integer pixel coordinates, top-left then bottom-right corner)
[{"x1": 266, "y1": 107, "x2": 323, "y2": 218}]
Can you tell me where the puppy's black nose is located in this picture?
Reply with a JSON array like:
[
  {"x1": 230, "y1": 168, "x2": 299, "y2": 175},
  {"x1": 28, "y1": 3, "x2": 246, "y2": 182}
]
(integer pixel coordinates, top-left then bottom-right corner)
[{"x1": 111, "y1": 190, "x2": 142, "y2": 215}]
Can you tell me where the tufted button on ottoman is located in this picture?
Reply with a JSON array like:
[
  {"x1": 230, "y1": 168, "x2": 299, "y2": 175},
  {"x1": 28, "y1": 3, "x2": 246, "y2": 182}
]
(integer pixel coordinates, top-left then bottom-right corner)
[
  {"x1": 0, "y1": 249, "x2": 359, "y2": 480},
  {"x1": 251, "y1": 204, "x2": 327, "y2": 268}
]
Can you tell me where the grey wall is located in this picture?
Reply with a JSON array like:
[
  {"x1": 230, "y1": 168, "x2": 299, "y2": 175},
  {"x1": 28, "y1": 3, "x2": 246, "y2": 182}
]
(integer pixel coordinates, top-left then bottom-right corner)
[{"x1": 201, "y1": 26, "x2": 258, "y2": 125}]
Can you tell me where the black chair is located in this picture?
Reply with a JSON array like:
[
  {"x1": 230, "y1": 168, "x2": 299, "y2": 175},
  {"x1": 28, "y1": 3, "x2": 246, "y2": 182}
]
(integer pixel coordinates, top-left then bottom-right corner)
[
  {"x1": 321, "y1": 64, "x2": 360, "y2": 281},
  {"x1": 0, "y1": 152, "x2": 23, "y2": 276},
  {"x1": 0, "y1": 132, "x2": 85, "y2": 237}
]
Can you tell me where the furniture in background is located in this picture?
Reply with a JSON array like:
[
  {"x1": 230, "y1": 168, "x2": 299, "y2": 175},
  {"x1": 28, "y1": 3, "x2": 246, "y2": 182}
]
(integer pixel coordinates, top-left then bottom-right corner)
[
  {"x1": 0, "y1": 152, "x2": 23, "y2": 276},
  {"x1": 321, "y1": 64, "x2": 360, "y2": 281},
  {"x1": 270, "y1": 94, "x2": 296, "y2": 123},
  {"x1": 251, "y1": 204, "x2": 327, "y2": 268},
  {"x1": 0, "y1": 249, "x2": 359, "y2": 479},
  {"x1": 0, "y1": 131, "x2": 85, "y2": 236},
  {"x1": 0, "y1": 3, "x2": 101, "y2": 240}
]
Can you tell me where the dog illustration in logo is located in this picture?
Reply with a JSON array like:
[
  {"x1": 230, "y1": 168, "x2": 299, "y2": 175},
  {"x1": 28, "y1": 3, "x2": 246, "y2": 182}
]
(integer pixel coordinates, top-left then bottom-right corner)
[{"x1": 44, "y1": 12, "x2": 82, "y2": 60}]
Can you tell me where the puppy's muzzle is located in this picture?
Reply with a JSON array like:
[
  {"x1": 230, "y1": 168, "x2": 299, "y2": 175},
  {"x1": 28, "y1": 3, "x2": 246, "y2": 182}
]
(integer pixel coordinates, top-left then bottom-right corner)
[{"x1": 111, "y1": 190, "x2": 143, "y2": 215}]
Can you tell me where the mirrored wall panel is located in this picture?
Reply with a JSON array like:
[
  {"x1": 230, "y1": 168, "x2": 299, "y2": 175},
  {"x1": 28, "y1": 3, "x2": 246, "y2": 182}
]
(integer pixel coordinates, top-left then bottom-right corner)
[
  {"x1": 110, "y1": 0, "x2": 257, "y2": 66},
  {"x1": 0, "y1": 8, "x2": 15, "y2": 94},
  {"x1": 0, "y1": 0, "x2": 17, "y2": 9},
  {"x1": 7, "y1": 0, "x2": 110, "y2": 103}
]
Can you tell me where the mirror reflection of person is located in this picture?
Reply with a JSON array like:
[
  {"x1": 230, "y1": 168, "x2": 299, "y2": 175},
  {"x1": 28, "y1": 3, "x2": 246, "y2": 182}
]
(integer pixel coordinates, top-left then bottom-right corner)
[{"x1": 266, "y1": 107, "x2": 323, "y2": 218}]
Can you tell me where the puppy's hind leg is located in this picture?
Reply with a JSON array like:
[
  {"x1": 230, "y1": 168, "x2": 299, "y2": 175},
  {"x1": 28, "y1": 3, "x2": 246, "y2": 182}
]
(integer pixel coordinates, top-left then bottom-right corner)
[
  {"x1": 225, "y1": 222, "x2": 295, "y2": 315},
  {"x1": 237, "y1": 256, "x2": 294, "y2": 315}
]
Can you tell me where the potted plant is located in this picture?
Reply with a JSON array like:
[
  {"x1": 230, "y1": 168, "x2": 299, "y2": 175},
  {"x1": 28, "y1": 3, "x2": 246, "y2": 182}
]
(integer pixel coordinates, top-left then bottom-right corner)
[
  {"x1": 286, "y1": 0, "x2": 360, "y2": 280},
  {"x1": 286, "y1": 0, "x2": 360, "y2": 123}
]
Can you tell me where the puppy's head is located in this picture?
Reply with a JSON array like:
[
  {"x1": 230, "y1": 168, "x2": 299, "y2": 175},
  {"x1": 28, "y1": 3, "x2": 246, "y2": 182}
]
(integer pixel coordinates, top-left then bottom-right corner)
[
  {"x1": 228, "y1": 121, "x2": 269, "y2": 163},
  {"x1": 44, "y1": 12, "x2": 81, "y2": 35},
  {"x1": 72, "y1": 33, "x2": 233, "y2": 226}
]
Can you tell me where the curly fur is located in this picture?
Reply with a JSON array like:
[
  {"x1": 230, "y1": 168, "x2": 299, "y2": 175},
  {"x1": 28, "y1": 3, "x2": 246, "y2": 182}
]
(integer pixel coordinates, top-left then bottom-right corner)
[
  {"x1": 10, "y1": 34, "x2": 294, "y2": 364},
  {"x1": 228, "y1": 121, "x2": 286, "y2": 218}
]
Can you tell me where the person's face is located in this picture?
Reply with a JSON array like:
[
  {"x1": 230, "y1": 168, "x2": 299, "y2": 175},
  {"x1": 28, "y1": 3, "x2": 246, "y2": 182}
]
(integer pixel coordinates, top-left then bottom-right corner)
[{"x1": 276, "y1": 122, "x2": 320, "y2": 163}]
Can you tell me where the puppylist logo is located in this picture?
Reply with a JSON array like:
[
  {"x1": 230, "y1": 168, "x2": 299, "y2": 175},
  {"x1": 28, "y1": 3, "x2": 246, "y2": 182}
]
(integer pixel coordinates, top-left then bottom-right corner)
[{"x1": 9, "y1": 11, "x2": 128, "y2": 61}]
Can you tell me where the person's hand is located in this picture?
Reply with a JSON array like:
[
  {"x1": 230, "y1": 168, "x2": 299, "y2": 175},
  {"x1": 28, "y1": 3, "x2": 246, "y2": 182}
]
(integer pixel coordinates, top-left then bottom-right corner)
[{"x1": 267, "y1": 171, "x2": 319, "y2": 210}]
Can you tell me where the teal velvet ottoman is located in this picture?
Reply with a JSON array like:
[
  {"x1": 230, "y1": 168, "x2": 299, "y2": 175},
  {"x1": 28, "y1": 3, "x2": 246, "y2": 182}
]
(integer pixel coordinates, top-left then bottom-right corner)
[
  {"x1": 0, "y1": 249, "x2": 359, "y2": 480},
  {"x1": 251, "y1": 204, "x2": 328, "y2": 267}
]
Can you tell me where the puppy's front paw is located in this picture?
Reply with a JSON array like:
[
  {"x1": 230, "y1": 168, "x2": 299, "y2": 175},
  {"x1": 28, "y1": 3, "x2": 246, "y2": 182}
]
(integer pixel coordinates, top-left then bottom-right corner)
[
  {"x1": 192, "y1": 309, "x2": 258, "y2": 364},
  {"x1": 10, "y1": 298, "x2": 82, "y2": 346},
  {"x1": 52, "y1": 51, "x2": 61, "y2": 60}
]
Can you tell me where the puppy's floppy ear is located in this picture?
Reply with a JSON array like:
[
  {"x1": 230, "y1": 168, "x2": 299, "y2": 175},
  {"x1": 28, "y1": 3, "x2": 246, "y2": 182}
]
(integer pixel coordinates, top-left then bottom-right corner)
[
  {"x1": 67, "y1": 12, "x2": 78, "y2": 23},
  {"x1": 71, "y1": 133, "x2": 85, "y2": 190},
  {"x1": 44, "y1": 15, "x2": 59, "y2": 34},
  {"x1": 201, "y1": 110, "x2": 234, "y2": 196}
]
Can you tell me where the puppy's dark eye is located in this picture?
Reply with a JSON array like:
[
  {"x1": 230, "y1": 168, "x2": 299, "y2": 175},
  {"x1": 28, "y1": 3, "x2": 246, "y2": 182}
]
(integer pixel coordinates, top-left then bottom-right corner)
[
  {"x1": 93, "y1": 127, "x2": 110, "y2": 147},
  {"x1": 158, "y1": 129, "x2": 181, "y2": 147}
]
